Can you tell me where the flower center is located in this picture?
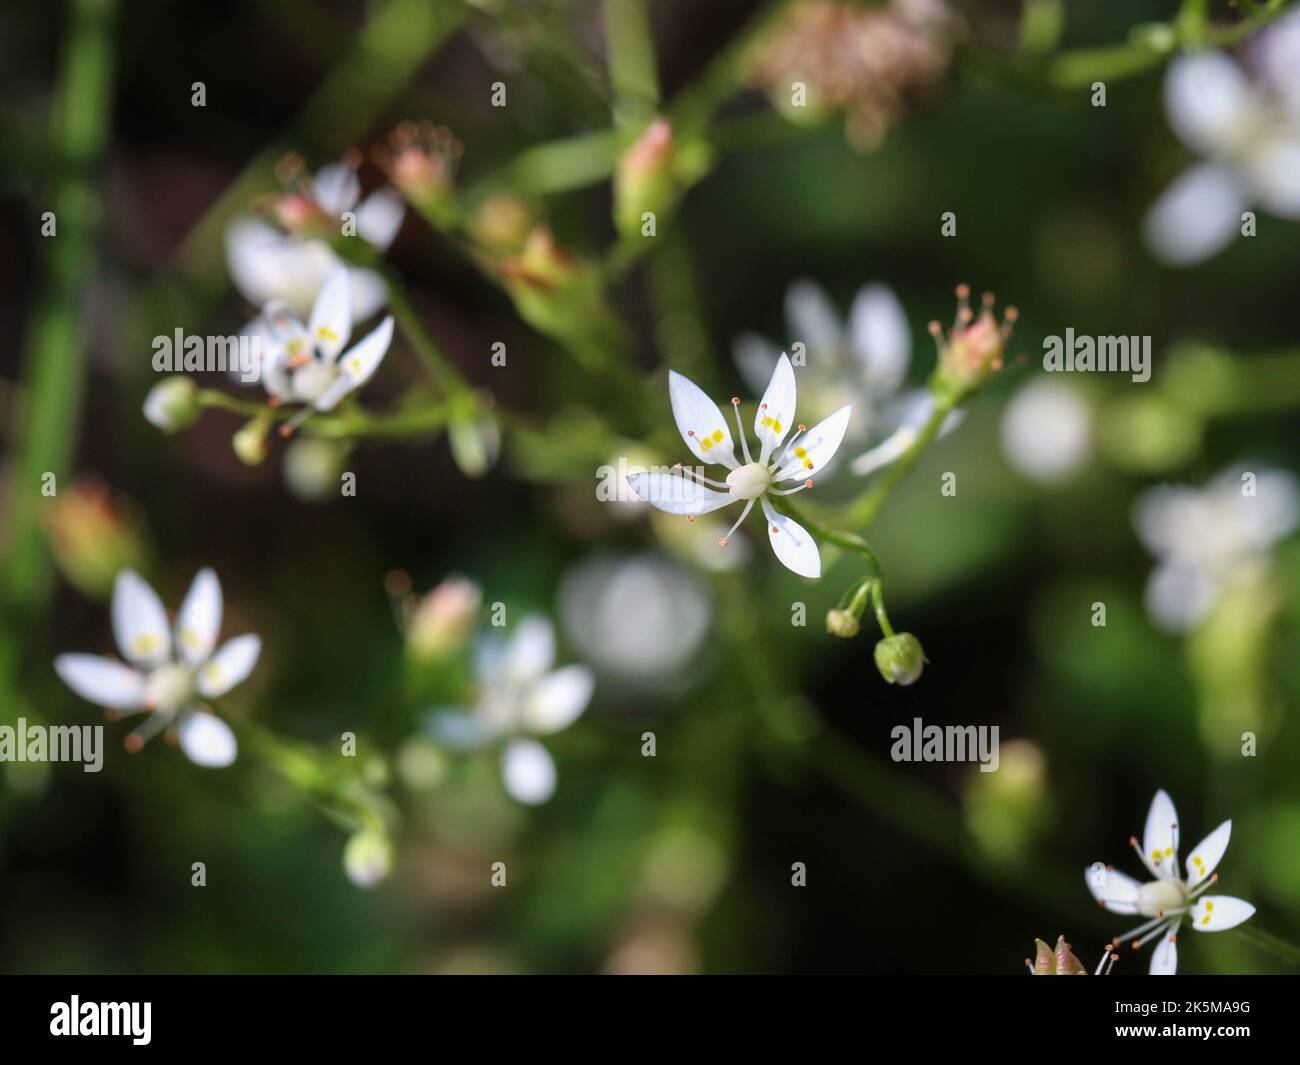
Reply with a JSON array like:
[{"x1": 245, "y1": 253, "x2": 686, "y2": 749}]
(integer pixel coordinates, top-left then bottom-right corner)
[
  {"x1": 726, "y1": 462, "x2": 771, "y2": 501},
  {"x1": 1136, "y1": 878, "x2": 1188, "y2": 918},
  {"x1": 291, "y1": 360, "x2": 339, "y2": 404}
]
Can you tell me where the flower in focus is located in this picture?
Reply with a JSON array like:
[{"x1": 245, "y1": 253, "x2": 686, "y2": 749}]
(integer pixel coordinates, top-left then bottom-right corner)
[
  {"x1": 1026, "y1": 934, "x2": 1116, "y2": 976},
  {"x1": 1145, "y1": 18, "x2": 1300, "y2": 266},
  {"x1": 751, "y1": 0, "x2": 955, "y2": 150},
  {"x1": 226, "y1": 153, "x2": 405, "y2": 321},
  {"x1": 628, "y1": 354, "x2": 851, "y2": 578},
  {"x1": 255, "y1": 267, "x2": 395, "y2": 432},
  {"x1": 734, "y1": 279, "x2": 958, "y2": 479},
  {"x1": 1085, "y1": 789, "x2": 1255, "y2": 975},
  {"x1": 54, "y1": 568, "x2": 261, "y2": 767},
  {"x1": 558, "y1": 553, "x2": 710, "y2": 688},
  {"x1": 1133, "y1": 466, "x2": 1299, "y2": 633},
  {"x1": 1000, "y1": 378, "x2": 1093, "y2": 484},
  {"x1": 424, "y1": 616, "x2": 594, "y2": 805}
]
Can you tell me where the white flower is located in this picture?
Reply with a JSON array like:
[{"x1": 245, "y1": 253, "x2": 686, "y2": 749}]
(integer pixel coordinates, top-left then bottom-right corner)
[
  {"x1": 54, "y1": 568, "x2": 260, "y2": 767},
  {"x1": 226, "y1": 158, "x2": 405, "y2": 321},
  {"x1": 1086, "y1": 789, "x2": 1255, "y2": 975},
  {"x1": 1145, "y1": 23, "x2": 1300, "y2": 266},
  {"x1": 627, "y1": 354, "x2": 850, "y2": 579},
  {"x1": 257, "y1": 267, "x2": 395, "y2": 428},
  {"x1": 733, "y1": 280, "x2": 956, "y2": 478},
  {"x1": 1134, "y1": 466, "x2": 1299, "y2": 632},
  {"x1": 999, "y1": 378, "x2": 1093, "y2": 484},
  {"x1": 424, "y1": 616, "x2": 594, "y2": 805}
]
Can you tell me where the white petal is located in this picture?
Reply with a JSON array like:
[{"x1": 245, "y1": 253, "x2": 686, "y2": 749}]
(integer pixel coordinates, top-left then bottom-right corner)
[
  {"x1": 1164, "y1": 50, "x2": 1255, "y2": 155},
  {"x1": 1184, "y1": 820, "x2": 1232, "y2": 887},
  {"x1": 112, "y1": 570, "x2": 172, "y2": 666},
  {"x1": 1143, "y1": 789, "x2": 1181, "y2": 878},
  {"x1": 313, "y1": 161, "x2": 361, "y2": 217},
  {"x1": 668, "y1": 370, "x2": 738, "y2": 469},
  {"x1": 424, "y1": 709, "x2": 495, "y2": 749},
  {"x1": 849, "y1": 283, "x2": 910, "y2": 394},
  {"x1": 754, "y1": 352, "x2": 797, "y2": 459},
  {"x1": 501, "y1": 738, "x2": 557, "y2": 805},
  {"x1": 775, "y1": 406, "x2": 852, "y2": 482},
  {"x1": 1190, "y1": 895, "x2": 1255, "y2": 932},
  {"x1": 524, "y1": 665, "x2": 594, "y2": 734},
  {"x1": 1144, "y1": 163, "x2": 1245, "y2": 266},
  {"x1": 175, "y1": 568, "x2": 223, "y2": 666},
  {"x1": 178, "y1": 711, "x2": 238, "y2": 768},
  {"x1": 504, "y1": 616, "x2": 556, "y2": 685},
  {"x1": 733, "y1": 333, "x2": 781, "y2": 397},
  {"x1": 307, "y1": 268, "x2": 353, "y2": 362},
  {"x1": 1084, "y1": 864, "x2": 1142, "y2": 915},
  {"x1": 225, "y1": 218, "x2": 339, "y2": 317},
  {"x1": 197, "y1": 634, "x2": 261, "y2": 698},
  {"x1": 1243, "y1": 134, "x2": 1300, "y2": 218},
  {"x1": 356, "y1": 188, "x2": 406, "y2": 250},
  {"x1": 1145, "y1": 562, "x2": 1218, "y2": 633},
  {"x1": 785, "y1": 280, "x2": 843, "y2": 354},
  {"x1": 263, "y1": 301, "x2": 311, "y2": 352},
  {"x1": 1149, "y1": 931, "x2": 1178, "y2": 975},
  {"x1": 54, "y1": 654, "x2": 146, "y2": 709},
  {"x1": 760, "y1": 497, "x2": 821, "y2": 578},
  {"x1": 626, "y1": 470, "x2": 735, "y2": 517},
  {"x1": 999, "y1": 379, "x2": 1093, "y2": 483},
  {"x1": 347, "y1": 267, "x2": 389, "y2": 320},
  {"x1": 314, "y1": 316, "x2": 394, "y2": 411}
]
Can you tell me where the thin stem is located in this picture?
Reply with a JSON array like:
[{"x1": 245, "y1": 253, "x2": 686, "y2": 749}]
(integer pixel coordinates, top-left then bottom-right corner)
[
  {"x1": 1235, "y1": 922, "x2": 1300, "y2": 967},
  {"x1": 846, "y1": 397, "x2": 954, "y2": 530},
  {"x1": 773, "y1": 496, "x2": 882, "y2": 575},
  {"x1": 869, "y1": 580, "x2": 896, "y2": 639},
  {"x1": 196, "y1": 389, "x2": 450, "y2": 440}
]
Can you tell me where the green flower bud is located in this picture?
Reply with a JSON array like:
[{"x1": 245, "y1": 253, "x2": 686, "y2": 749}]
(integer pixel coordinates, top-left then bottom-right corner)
[
  {"x1": 232, "y1": 415, "x2": 272, "y2": 466},
  {"x1": 614, "y1": 118, "x2": 675, "y2": 240},
  {"x1": 283, "y1": 437, "x2": 349, "y2": 499},
  {"x1": 825, "y1": 608, "x2": 861, "y2": 638},
  {"x1": 343, "y1": 829, "x2": 393, "y2": 889},
  {"x1": 143, "y1": 377, "x2": 200, "y2": 433},
  {"x1": 874, "y1": 632, "x2": 926, "y2": 685}
]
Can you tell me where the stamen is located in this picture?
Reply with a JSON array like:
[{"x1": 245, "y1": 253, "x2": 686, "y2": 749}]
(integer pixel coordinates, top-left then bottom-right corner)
[
  {"x1": 1189, "y1": 873, "x2": 1217, "y2": 899},
  {"x1": 672, "y1": 463, "x2": 730, "y2": 490},
  {"x1": 772, "y1": 423, "x2": 809, "y2": 471},
  {"x1": 280, "y1": 405, "x2": 316, "y2": 438},
  {"x1": 719, "y1": 499, "x2": 755, "y2": 546},
  {"x1": 1131, "y1": 920, "x2": 1178, "y2": 950},
  {"x1": 953, "y1": 283, "x2": 970, "y2": 332},
  {"x1": 1110, "y1": 915, "x2": 1167, "y2": 944},
  {"x1": 1129, "y1": 835, "x2": 1162, "y2": 879},
  {"x1": 730, "y1": 397, "x2": 754, "y2": 463},
  {"x1": 771, "y1": 480, "x2": 813, "y2": 496}
]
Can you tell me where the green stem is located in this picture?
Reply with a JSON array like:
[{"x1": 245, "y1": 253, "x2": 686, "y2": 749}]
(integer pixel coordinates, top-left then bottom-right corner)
[
  {"x1": 196, "y1": 389, "x2": 449, "y2": 440},
  {"x1": 846, "y1": 396, "x2": 955, "y2": 530},
  {"x1": 1236, "y1": 922, "x2": 1300, "y2": 967},
  {"x1": 869, "y1": 579, "x2": 896, "y2": 639},
  {"x1": 603, "y1": 0, "x2": 660, "y2": 136},
  {"x1": 0, "y1": 0, "x2": 117, "y2": 640}
]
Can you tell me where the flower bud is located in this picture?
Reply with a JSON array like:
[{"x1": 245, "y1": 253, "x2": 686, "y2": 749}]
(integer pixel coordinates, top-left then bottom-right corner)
[
  {"x1": 447, "y1": 403, "x2": 501, "y2": 480},
  {"x1": 929, "y1": 285, "x2": 1017, "y2": 401},
  {"x1": 283, "y1": 437, "x2": 349, "y2": 499},
  {"x1": 232, "y1": 415, "x2": 272, "y2": 466},
  {"x1": 825, "y1": 608, "x2": 861, "y2": 638},
  {"x1": 407, "y1": 575, "x2": 482, "y2": 661},
  {"x1": 343, "y1": 829, "x2": 393, "y2": 889},
  {"x1": 143, "y1": 377, "x2": 200, "y2": 433},
  {"x1": 42, "y1": 479, "x2": 147, "y2": 599},
  {"x1": 614, "y1": 118, "x2": 675, "y2": 240},
  {"x1": 378, "y1": 121, "x2": 463, "y2": 229},
  {"x1": 874, "y1": 632, "x2": 925, "y2": 685},
  {"x1": 1030, "y1": 935, "x2": 1087, "y2": 975},
  {"x1": 470, "y1": 193, "x2": 536, "y2": 255},
  {"x1": 499, "y1": 227, "x2": 614, "y2": 347}
]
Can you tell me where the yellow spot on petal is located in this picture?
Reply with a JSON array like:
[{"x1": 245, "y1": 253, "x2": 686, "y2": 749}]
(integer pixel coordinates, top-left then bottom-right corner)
[
  {"x1": 203, "y1": 663, "x2": 222, "y2": 685},
  {"x1": 1204, "y1": 900, "x2": 1214, "y2": 911},
  {"x1": 348, "y1": 356, "x2": 362, "y2": 374},
  {"x1": 132, "y1": 634, "x2": 159, "y2": 655},
  {"x1": 316, "y1": 325, "x2": 339, "y2": 342},
  {"x1": 1201, "y1": 915, "x2": 1211, "y2": 925},
  {"x1": 180, "y1": 628, "x2": 200, "y2": 649},
  {"x1": 795, "y1": 447, "x2": 808, "y2": 458},
  {"x1": 711, "y1": 429, "x2": 724, "y2": 443}
]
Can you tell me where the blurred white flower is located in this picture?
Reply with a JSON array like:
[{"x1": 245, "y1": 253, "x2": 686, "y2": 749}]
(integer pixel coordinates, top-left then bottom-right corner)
[
  {"x1": 734, "y1": 279, "x2": 957, "y2": 478},
  {"x1": 1133, "y1": 466, "x2": 1299, "y2": 632},
  {"x1": 143, "y1": 377, "x2": 200, "y2": 433},
  {"x1": 628, "y1": 354, "x2": 851, "y2": 578},
  {"x1": 1145, "y1": 21, "x2": 1300, "y2": 266},
  {"x1": 226, "y1": 158, "x2": 404, "y2": 321},
  {"x1": 558, "y1": 554, "x2": 710, "y2": 686},
  {"x1": 1086, "y1": 789, "x2": 1254, "y2": 975},
  {"x1": 999, "y1": 378, "x2": 1093, "y2": 483},
  {"x1": 54, "y1": 569, "x2": 260, "y2": 767},
  {"x1": 256, "y1": 267, "x2": 395, "y2": 431},
  {"x1": 425, "y1": 616, "x2": 594, "y2": 805}
]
